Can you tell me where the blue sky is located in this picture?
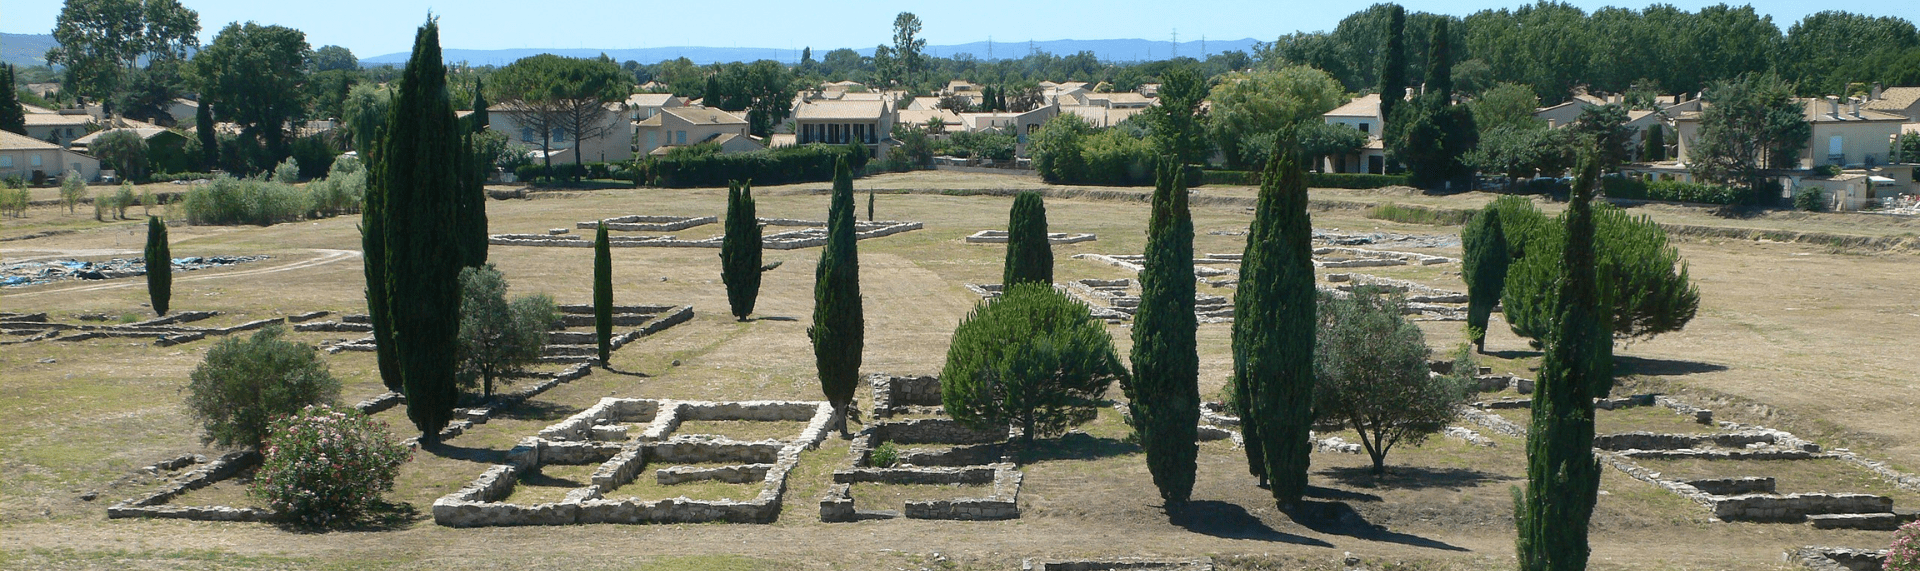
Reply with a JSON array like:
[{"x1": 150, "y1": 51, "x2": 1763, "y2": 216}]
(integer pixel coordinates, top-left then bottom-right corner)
[{"x1": 6, "y1": 0, "x2": 1917, "y2": 59}]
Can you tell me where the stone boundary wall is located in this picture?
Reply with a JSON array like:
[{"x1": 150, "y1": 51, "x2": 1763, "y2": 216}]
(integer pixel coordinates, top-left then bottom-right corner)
[
  {"x1": 29, "y1": 314, "x2": 285, "y2": 346},
  {"x1": 870, "y1": 418, "x2": 1010, "y2": 445},
  {"x1": 433, "y1": 399, "x2": 834, "y2": 527},
  {"x1": 1314, "y1": 246, "x2": 1455, "y2": 267},
  {"x1": 1711, "y1": 493, "x2": 1892, "y2": 523},
  {"x1": 1685, "y1": 477, "x2": 1777, "y2": 496},
  {"x1": 869, "y1": 373, "x2": 943, "y2": 418},
  {"x1": 1023, "y1": 558, "x2": 1215, "y2": 571},
  {"x1": 107, "y1": 450, "x2": 269, "y2": 521},
  {"x1": 1593, "y1": 431, "x2": 1781, "y2": 451},
  {"x1": 964, "y1": 230, "x2": 1097, "y2": 245},
  {"x1": 821, "y1": 414, "x2": 1023, "y2": 522},
  {"x1": 1787, "y1": 547, "x2": 1888, "y2": 571},
  {"x1": 492, "y1": 221, "x2": 922, "y2": 250},
  {"x1": 657, "y1": 464, "x2": 771, "y2": 485},
  {"x1": 577, "y1": 215, "x2": 717, "y2": 232}
]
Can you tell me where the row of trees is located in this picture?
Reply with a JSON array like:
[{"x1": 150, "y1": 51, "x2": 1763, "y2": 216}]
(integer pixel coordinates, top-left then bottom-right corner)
[{"x1": 1260, "y1": 3, "x2": 1920, "y2": 102}]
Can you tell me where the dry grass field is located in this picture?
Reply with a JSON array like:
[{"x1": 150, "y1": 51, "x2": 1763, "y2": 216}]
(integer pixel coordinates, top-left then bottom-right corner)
[{"x1": 3, "y1": 170, "x2": 1918, "y2": 570}]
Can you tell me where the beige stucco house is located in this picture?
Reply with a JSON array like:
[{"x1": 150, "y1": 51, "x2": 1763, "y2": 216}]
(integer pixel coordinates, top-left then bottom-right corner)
[
  {"x1": 488, "y1": 103, "x2": 634, "y2": 164},
  {"x1": 1, "y1": 129, "x2": 101, "y2": 182},
  {"x1": 793, "y1": 100, "x2": 893, "y2": 158},
  {"x1": 1321, "y1": 93, "x2": 1386, "y2": 174},
  {"x1": 634, "y1": 106, "x2": 751, "y2": 156},
  {"x1": 23, "y1": 112, "x2": 94, "y2": 146}
]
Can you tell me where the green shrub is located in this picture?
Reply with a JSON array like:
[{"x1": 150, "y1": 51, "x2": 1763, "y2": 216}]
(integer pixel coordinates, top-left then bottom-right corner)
[
  {"x1": 455, "y1": 265, "x2": 557, "y2": 399},
  {"x1": 1314, "y1": 288, "x2": 1469, "y2": 474},
  {"x1": 59, "y1": 170, "x2": 85, "y2": 213},
  {"x1": 1365, "y1": 203, "x2": 1474, "y2": 225},
  {"x1": 642, "y1": 143, "x2": 863, "y2": 188},
  {"x1": 150, "y1": 172, "x2": 214, "y2": 183},
  {"x1": 941, "y1": 282, "x2": 1125, "y2": 444},
  {"x1": 184, "y1": 325, "x2": 341, "y2": 447},
  {"x1": 1199, "y1": 170, "x2": 1260, "y2": 186},
  {"x1": 181, "y1": 175, "x2": 309, "y2": 226},
  {"x1": 869, "y1": 441, "x2": 900, "y2": 467},
  {"x1": 272, "y1": 158, "x2": 301, "y2": 184},
  {"x1": 112, "y1": 182, "x2": 135, "y2": 219},
  {"x1": 251, "y1": 405, "x2": 410, "y2": 527},
  {"x1": 0, "y1": 186, "x2": 27, "y2": 217},
  {"x1": 1306, "y1": 172, "x2": 1409, "y2": 189},
  {"x1": 1793, "y1": 187, "x2": 1826, "y2": 212}
]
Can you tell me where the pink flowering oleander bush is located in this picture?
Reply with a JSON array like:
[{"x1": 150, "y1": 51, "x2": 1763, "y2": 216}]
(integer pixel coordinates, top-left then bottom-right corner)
[
  {"x1": 1892, "y1": 520, "x2": 1920, "y2": 571},
  {"x1": 251, "y1": 405, "x2": 411, "y2": 526}
]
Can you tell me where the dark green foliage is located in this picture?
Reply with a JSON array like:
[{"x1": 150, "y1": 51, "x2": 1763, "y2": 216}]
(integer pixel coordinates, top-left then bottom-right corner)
[
  {"x1": 594, "y1": 222, "x2": 613, "y2": 362},
  {"x1": 810, "y1": 157, "x2": 864, "y2": 435},
  {"x1": 1386, "y1": 18, "x2": 1477, "y2": 190},
  {"x1": 1233, "y1": 144, "x2": 1317, "y2": 505},
  {"x1": 456, "y1": 127, "x2": 489, "y2": 268},
  {"x1": 195, "y1": 100, "x2": 217, "y2": 170},
  {"x1": 721, "y1": 183, "x2": 763, "y2": 321},
  {"x1": 1315, "y1": 289, "x2": 1469, "y2": 475},
  {"x1": 360, "y1": 142, "x2": 400, "y2": 393},
  {"x1": 867, "y1": 189, "x2": 875, "y2": 221},
  {"x1": 1462, "y1": 207, "x2": 1509, "y2": 352},
  {"x1": 1502, "y1": 198, "x2": 1700, "y2": 381},
  {"x1": 456, "y1": 264, "x2": 556, "y2": 399},
  {"x1": 1599, "y1": 177, "x2": 1743, "y2": 205},
  {"x1": 1377, "y1": 5, "x2": 1408, "y2": 126},
  {"x1": 1570, "y1": 104, "x2": 1636, "y2": 173},
  {"x1": 640, "y1": 143, "x2": 866, "y2": 187},
  {"x1": 377, "y1": 19, "x2": 464, "y2": 442},
  {"x1": 1689, "y1": 73, "x2": 1811, "y2": 201},
  {"x1": 1514, "y1": 156, "x2": 1606, "y2": 571},
  {"x1": 467, "y1": 78, "x2": 489, "y2": 133},
  {"x1": 1643, "y1": 123, "x2": 1667, "y2": 162},
  {"x1": 1149, "y1": 67, "x2": 1211, "y2": 167},
  {"x1": 940, "y1": 283, "x2": 1125, "y2": 445},
  {"x1": 145, "y1": 216, "x2": 171, "y2": 316},
  {"x1": 1794, "y1": 187, "x2": 1827, "y2": 212},
  {"x1": 1001, "y1": 192, "x2": 1054, "y2": 287},
  {"x1": 184, "y1": 325, "x2": 341, "y2": 447},
  {"x1": 195, "y1": 22, "x2": 309, "y2": 164},
  {"x1": 0, "y1": 64, "x2": 25, "y2": 135},
  {"x1": 1128, "y1": 160, "x2": 1200, "y2": 504}
]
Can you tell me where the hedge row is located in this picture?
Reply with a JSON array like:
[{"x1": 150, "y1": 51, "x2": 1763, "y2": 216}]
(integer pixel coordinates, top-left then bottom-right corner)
[
  {"x1": 641, "y1": 143, "x2": 868, "y2": 188},
  {"x1": 1600, "y1": 177, "x2": 1743, "y2": 205},
  {"x1": 1198, "y1": 170, "x2": 1409, "y2": 189}
]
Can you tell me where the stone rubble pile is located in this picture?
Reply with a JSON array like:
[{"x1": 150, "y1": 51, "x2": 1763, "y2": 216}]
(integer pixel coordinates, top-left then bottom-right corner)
[{"x1": 1, "y1": 255, "x2": 269, "y2": 288}]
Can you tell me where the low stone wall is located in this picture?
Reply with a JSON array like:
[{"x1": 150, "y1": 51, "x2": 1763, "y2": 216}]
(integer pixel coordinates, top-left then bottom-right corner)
[
  {"x1": 1023, "y1": 558, "x2": 1215, "y2": 571},
  {"x1": 869, "y1": 373, "x2": 943, "y2": 417},
  {"x1": 354, "y1": 392, "x2": 403, "y2": 415},
  {"x1": 1684, "y1": 477, "x2": 1776, "y2": 496},
  {"x1": 108, "y1": 450, "x2": 265, "y2": 519},
  {"x1": 1787, "y1": 547, "x2": 1888, "y2": 571},
  {"x1": 577, "y1": 215, "x2": 717, "y2": 232},
  {"x1": 1711, "y1": 493, "x2": 1892, "y2": 523},
  {"x1": 1592, "y1": 431, "x2": 1778, "y2": 451},
  {"x1": 871, "y1": 418, "x2": 1009, "y2": 445},
  {"x1": 493, "y1": 221, "x2": 922, "y2": 250},
  {"x1": 657, "y1": 463, "x2": 771, "y2": 485},
  {"x1": 1618, "y1": 448, "x2": 1821, "y2": 461},
  {"x1": 902, "y1": 464, "x2": 1022, "y2": 520},
  {"x1": 964, "y1": 230, "x2": 1097, "y2": 245},
  {"x1": 897, "y1": 443, "x2": 1007, "y2": 467},
  {"x1": 652, "y1": 436, "x2": 783, "y2": 464}
]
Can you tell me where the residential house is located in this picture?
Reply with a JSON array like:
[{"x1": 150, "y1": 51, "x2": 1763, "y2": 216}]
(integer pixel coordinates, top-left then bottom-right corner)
[
  {"x1": 624, "y1": 93, "x2": 685, "y2": 121},
  {"x1": 1, "y1": 129, "x2": 101, "y2": 182},
  {"x1": 1863, "y1": 85, "x2": 1920, "y2": 122},
  {"x1": 1321, "y1": 93, "x2": 1386, "y2": 174},
  {"x1": 895, "y1": 108, "x2": 962, "y2": 133},
  {"x1": 634, "y1": 106, "x2": 752, "y2": 156},
  {"x1": 942, "y1": 80, "x2": 980, "y2": 96},
  {"x1": 163, "y1": 98, "x2": 200, "y2": 126},
  {"x1": 487, "y1": 102, "x2": 635, "y2": 164},
  {"x1": 23, "y1": 111, "x2": 94, "y2": 146},
  {"x1": 793, "y1": 99, "x2": 893, "y2": 158}
]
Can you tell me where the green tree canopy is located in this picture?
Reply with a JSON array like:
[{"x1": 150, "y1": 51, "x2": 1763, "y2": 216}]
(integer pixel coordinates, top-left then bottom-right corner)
[
  {"x1": 1315, "y1": 289, "x2": 1469, "y2": 475},
  {"x1": 940, "y1": 283, "x2": 1124, "y2": 446},
  {"x1": 1204, "y1": 66, "x2": 1348, "y2": 170},
  {"x1": 1687, "y1": 73, "x2": 1809, "y2": 201},
  {"x1": 489, "y1": 54, "x2": 628, "y2": 169},
  {"x1": 194, "y1": 22, "x2": 309, "y2": 164},
  {"x1": 1469, "y1": 83, "x2": 1544, "y2": 135}
]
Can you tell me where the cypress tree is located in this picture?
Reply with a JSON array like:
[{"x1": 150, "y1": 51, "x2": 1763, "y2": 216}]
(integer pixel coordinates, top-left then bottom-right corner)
[
  {"x1": 378, "y1": 19, "x2": 465, "y2": 443},
  {"x1": 867, "y1": 189, "x2": 875, "y2": 221},
  {"x1": 809, "y1": 157, "x2": 864, "y2": 436},
  {"x1": 594, "y1": 221, "x2": 613, "y2": 362},
  {"x1": 1462, "y1": 206, "x2": 1510, "y2": 353},
  {"x1": 1423, "y1": 19, "x2": 1454, "y2": 103},
  {"x1": 1644, "y1": 124, "x2": 1666, "y2": 162},
  {"x1": 1130, "y1": 159, "x2": 1200, "y2": 505},
  {"x1": 1001, "y1": 191, "x2": 1053, "y2": 287},
  {"x1": 361, "y1": 130, "x2": 402, "y2": 392},
  {"x1": 721, "y1": 181, "x2": 763, "y2": 321},
  {"x1": 0, "y1": 65, "x2": 26, "y2": 136},
  {"x1": 144, "y1": 216, "x2": 171, "y2": 316},
  {"x1": 1377, "y1": 5, "x2": 1407, "y2": 126},
  {"x1": 468, "y1": 78, "x2": 490, "y2": 133},
  {"x1": 1234, "y1": 140, "x2": 1317, "y2": 506},
  {"x1": 456, "y1": 127, "x2": 489, "y2": 268},
  {"x1": 195, "y1": 99, "x2": 217, "y2": 171},
  {"x1": 1514, "y1": 155, "x2": 1606, "y2": 571}
]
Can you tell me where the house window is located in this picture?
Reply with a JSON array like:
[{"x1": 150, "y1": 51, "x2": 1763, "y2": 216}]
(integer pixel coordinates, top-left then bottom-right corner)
[
  {"x1": 0, "y1": 155, "x2": 11, "y2": 168},
  {"x1": 554, "y1": 128, "x2": 568, "y2": 143},
  {"x1": 1359, "y1": 122, "x2": 1370, "y2": 134},
  {"x1": 31, "y1": 154, "x2": 42, "y2": 167},
  {"x1": 522, "y1": 127, "x2": 535, "y2": 142},
  {"x1": 676, "y1": 131, "x2": 686, "y2": 145}
]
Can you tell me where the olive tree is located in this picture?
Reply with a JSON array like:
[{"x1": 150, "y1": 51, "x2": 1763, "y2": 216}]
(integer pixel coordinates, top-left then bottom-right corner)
[{"x1": 1314, "y1": 288, "x2": 1470, "y2": 475}]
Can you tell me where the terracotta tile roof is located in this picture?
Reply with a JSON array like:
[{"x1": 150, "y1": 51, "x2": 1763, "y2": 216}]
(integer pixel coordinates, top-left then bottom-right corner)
[
  {"x1": 661, "y1": 106, "x2": 747, "y2": 125},
  {"x1": 1324, "y1": 94, "x2": 1380, "y2": 118},
  {"x1": 795, "y1": 100, "x2": 886, "y2": 121},
  {"x1": 0, "y1": 129, "x2": 61, "y2": 151}
]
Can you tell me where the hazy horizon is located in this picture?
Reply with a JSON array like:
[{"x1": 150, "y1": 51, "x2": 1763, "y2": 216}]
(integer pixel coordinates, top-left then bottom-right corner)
[{"x1": 6, "y1": 0, "x2": 1915, "y2": 63}]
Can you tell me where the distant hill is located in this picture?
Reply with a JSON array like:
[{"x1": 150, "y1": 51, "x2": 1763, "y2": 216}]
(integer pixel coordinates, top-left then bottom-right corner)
[
  {"x1": 360, "y1": 38, "x2": 1264, "y2": 67},
  {"x1": 2, "y1": 33, "x2": 58, "y2": 68}
]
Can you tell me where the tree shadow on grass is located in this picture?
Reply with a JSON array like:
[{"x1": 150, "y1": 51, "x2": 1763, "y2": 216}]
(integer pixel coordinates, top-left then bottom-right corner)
[
  {"x1": 1168, "y1": 500, "x2": 1333, "y2": 546},
  {"x1": 420, "y1": 441, "x2": 508, "y2": 464},
  {"x1": 598, "y1": 364, "x2": 651, "y2": 378},
  {"x1": 519, "y1": 467, "x2": 588, "y2": 488},
  {"x1": 1613, "y1": 354, "x2": 1728, "y2": 377},
  {"x1": 1482, "y1": 348, "x2": 1543, "y2": 361},
  {"x1": 275, "y1": 500, "x2": 422, "y2": 533},
  {"x1": 1284, "y1": 500, "x2": 1470, "y2": 552},
  {"x1": 752, "y1": 316, "x2": 799, "y2": 322},
  {"x1": 1318, "y1": 466, "x2": 1514, "y2": 491},
  {"x1": 1016, "y1": 432, "x2": 1141, "y2": 463},
  {"x1": 1305, "y1": 485, "x2": 1382, "y2": 503},
  {"x1": 493, "y1": 399, "x2": 581, "y2": 422}
]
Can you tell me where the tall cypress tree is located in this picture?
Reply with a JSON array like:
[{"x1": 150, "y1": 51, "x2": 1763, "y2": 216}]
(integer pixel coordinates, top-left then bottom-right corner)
[
  {"x1": 809, "y1": 157, "x2": 864, "y2": 436},
  {"x1": 721, "y1": 181, "x2": 763, "y2": 321},
  {"x1": 456, "y1": 127, "x2": 489, "y2": 268},
  {"x1": 144, "y1": 216, "x2": 171, "y2": 316},
  {"x1": 0, "y1": 65, "x2": 26, "y2": 136},
  {"x1": 1514, "y1": 155, "x2": 1606, "y2": 571},
  {"x1": 361, "y1": 124, "x2": 402, "y2": 392},
  {"x1": 1644, "y1": 124, "x2": 1666, "y2": 162},
  {"x1": 1130, "y1": 159, "x2": 1200, "y2": 505},
  {"x1": 1423, "y1": 19, "x2": 1454, "y2": 103},
  {"x1": 1001, "y1": 191, "x2": 1053, "y2": 287},
  {"x1": 195, "y1": 99, "x2": 217, "y2": 171},
  {"x1": 867, "y1": 189, "x2": 875, "y2": 221},
  {"x1": 1234, "y1": 141, "x2": 1317, "y2": 506},
  {"x1": 1377, "y1": 5, "x2": 1408, "y2": 126},
  {"x1": 467, "y1": 78, "x2": 490, "y2": 134},
  {"x1": 1462, "y1": 206, "x2": 1510, "y2": 353},
  {"x1": 378, "y1": 18, "x2": 465, "y2": 443},
  {"x1": 594, "y1": 221, "x2": 613, "y2": 363}
]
